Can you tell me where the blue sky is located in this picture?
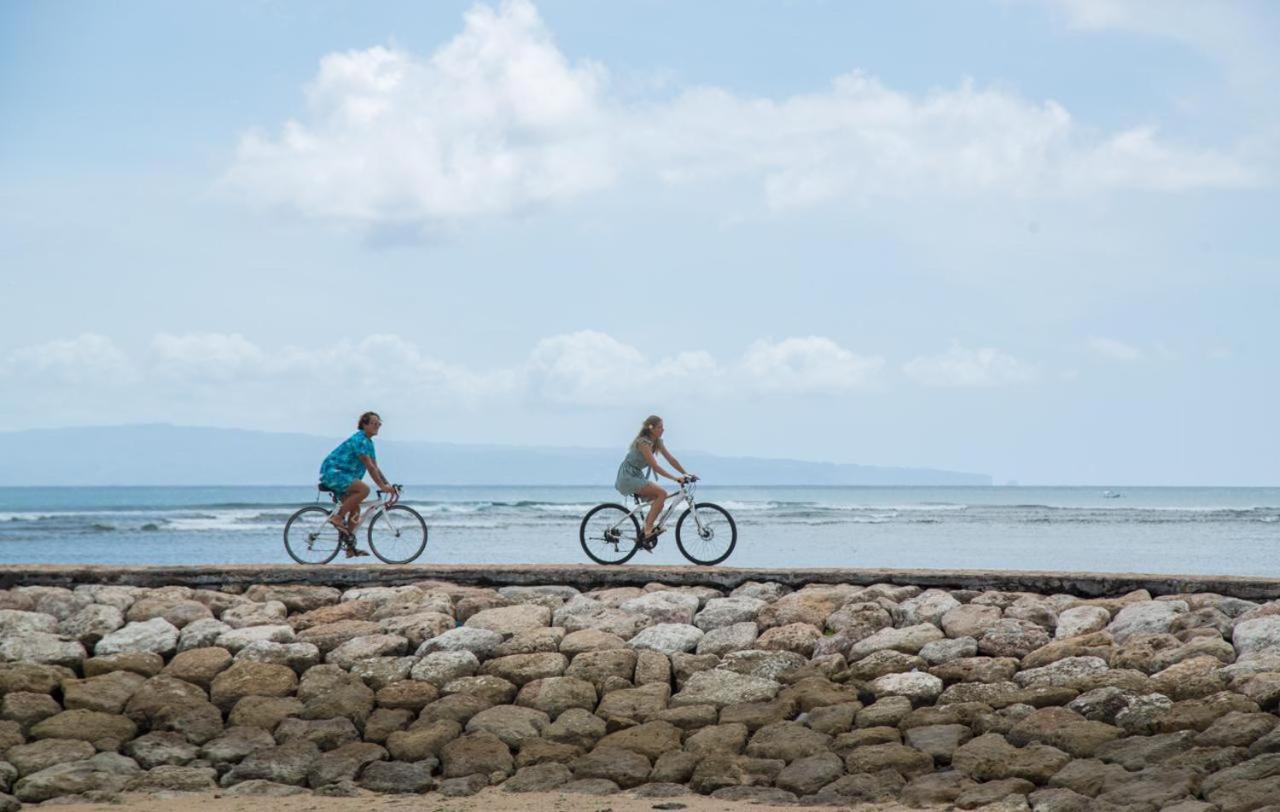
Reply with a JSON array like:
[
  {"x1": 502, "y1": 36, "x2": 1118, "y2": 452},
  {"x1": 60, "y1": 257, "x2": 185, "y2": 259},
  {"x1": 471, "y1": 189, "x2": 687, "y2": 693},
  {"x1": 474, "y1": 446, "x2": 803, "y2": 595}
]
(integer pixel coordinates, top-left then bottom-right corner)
[{"x1": 2, "y1": 0, "x2": 1277, "y2": 485}]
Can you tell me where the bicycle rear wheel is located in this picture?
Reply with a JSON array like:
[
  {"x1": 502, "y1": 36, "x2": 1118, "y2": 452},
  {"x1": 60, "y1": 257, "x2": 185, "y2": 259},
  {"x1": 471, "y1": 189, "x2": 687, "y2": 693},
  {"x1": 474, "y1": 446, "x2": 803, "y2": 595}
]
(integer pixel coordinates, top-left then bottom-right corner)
[
  {"x1": 283, "y1": 506, "x2": 343, "y2": 565},
  {"x1": 579, "y1": 503, "x2": 641, "y2": 565},
  {"x1": 675, "y1": 502, "x2": 737, "y2": 565},
  {"x1": 367, "y1": 504, "x2": 428, "y2": 564}
]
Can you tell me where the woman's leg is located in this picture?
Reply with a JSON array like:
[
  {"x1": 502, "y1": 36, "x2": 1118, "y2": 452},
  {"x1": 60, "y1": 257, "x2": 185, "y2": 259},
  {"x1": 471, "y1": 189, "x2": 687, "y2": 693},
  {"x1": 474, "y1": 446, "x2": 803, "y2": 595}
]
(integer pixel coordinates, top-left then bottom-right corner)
[{"x1": 637, "y1": 482, "x2": 666, "y2": 537}]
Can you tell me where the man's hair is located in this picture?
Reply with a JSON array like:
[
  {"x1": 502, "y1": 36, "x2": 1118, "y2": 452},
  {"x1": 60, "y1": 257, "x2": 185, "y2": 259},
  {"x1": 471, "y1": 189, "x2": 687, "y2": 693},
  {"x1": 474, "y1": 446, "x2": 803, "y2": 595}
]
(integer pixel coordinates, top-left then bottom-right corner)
[{"x1": 358, "y1": 411, "x2": 381, "y2": 429}]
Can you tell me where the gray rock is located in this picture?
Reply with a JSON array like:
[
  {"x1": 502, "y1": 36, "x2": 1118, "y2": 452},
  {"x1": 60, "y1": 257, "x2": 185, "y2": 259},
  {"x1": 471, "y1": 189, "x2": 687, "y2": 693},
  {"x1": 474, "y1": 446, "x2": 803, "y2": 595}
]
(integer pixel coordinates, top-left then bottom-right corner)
[
  {"x1": 59, "y1": 605, "x2": 125, "y2": 646},
  {"x1": 628, "y1": 623, "x2": 704, "y2": 655},
  {"x1": 358, "y1": 759, "x2": 435, "y2": 793},
  {"x1": 620, "y1": 591, "x2": 701, "y2": 625},
  {"x1": 177, "y1": 618, "x2": 232, "y2": 651},
  {"x1": 849, "y1": 624, "x2": 945, "y2": 659},
  {"x1": 1234, "y1": 616, "x2": 1280, "y2": 658},
  {"x1": 411, "y1": 649, "x2": 480, "y2": 686},
  {"x1": 416, "y1": 627, "x2": 504, "y2": 660},
  {"x1": 0, "y1": 632, "x2": 86, "y2": 668},
  {"x1": 697, "y1": 622, "x2": 758, "y2": 656},
  {"x1": 1108, "y1": 601, "x2": 1188, "y2": 644},
  {"x1": 920, "y1": 636, "x2": 978, "y2": 665},
  {"x1": 325, "y1": 633, "x2": 409, "y2": 669},
  {"x1": 694, "y1": 597, "x2": 766, "y2": 630},
  {"x1": 671, "y1": 669, "x2": 781, "y2": 708},
  {"x1": 1055, "y1": 606, "x2": 1112, "y2": 639},
  {"x1": 236, "y1": 640, "x2": 321, "y2": 672},
  {"x1": 214, "y1": 624, "x2": 296, "y2": 653},
  {"x1": 94, "y1": 617, "x2": 180, "y2": 657},
  {"x1": 221, "y1": 601, "x2": 288, "y2": 629},
  {"x1": 503, "y1": 762, "x2": 572, "y2": 792}
]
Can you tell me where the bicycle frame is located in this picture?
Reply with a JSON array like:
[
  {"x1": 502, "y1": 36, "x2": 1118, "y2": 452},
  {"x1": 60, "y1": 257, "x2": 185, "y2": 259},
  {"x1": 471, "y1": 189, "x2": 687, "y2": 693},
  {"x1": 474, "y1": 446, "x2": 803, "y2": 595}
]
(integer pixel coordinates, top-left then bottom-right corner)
[
  {"x1": 611, "y1": 481, "x2": 706, "y2": 535},
  {"x1": 319, "y1": 489, "x2": 405, "y2": 534}
]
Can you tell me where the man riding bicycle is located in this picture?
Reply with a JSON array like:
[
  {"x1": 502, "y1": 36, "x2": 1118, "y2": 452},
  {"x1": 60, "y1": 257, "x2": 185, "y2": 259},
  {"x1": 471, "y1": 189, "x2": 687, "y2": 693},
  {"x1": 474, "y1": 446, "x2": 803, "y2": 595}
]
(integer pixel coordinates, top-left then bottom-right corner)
[{"x1": 319, "y1": 411, "x2": 399, "y2": 557}]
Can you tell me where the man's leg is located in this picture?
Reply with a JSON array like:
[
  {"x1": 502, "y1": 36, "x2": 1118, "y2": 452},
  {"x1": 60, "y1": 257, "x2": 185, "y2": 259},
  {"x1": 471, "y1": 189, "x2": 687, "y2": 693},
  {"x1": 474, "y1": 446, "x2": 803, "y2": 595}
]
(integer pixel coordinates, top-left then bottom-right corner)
[{"x1": 336, "y1": 481, "x2": 370, "y2": 530}]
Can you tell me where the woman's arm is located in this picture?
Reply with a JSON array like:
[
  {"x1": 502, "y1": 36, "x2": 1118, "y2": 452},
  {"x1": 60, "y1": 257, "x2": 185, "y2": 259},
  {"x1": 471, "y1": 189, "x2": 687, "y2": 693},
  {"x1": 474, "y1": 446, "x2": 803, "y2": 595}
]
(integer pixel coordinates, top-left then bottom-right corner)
[
  {"x1": 658, "y1": 445, "x2": 690, "y2": 477},
  {"x1": 639, "y1": 443, "x2": 682, "y2": 481}
]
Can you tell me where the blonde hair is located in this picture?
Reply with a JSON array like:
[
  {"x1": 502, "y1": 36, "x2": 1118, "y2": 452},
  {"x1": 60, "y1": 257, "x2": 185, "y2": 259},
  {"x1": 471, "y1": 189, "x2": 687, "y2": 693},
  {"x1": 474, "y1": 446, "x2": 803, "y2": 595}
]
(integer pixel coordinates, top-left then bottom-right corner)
[{"x1": 634, "y1": 415, "x2": 663, "y2": 446}]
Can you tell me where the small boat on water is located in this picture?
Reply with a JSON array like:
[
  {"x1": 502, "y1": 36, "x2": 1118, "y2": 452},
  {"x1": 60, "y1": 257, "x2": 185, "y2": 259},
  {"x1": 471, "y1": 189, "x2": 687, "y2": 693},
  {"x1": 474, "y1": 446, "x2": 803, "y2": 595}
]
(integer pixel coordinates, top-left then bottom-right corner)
[{"x1": 1102, "y1": 490, "x2": 1122, "y2": 499}]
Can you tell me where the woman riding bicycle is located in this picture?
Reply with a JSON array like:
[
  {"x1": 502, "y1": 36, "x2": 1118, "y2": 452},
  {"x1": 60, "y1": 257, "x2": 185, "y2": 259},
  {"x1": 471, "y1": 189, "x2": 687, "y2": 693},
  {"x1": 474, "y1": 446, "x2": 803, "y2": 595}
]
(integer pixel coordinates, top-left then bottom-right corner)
[
  {"x1": 615, "y1": 415, "x2": 696, "y2": 546},
  {"x1": 319, "y1": 411, "x2": 398, "y2": 557}
]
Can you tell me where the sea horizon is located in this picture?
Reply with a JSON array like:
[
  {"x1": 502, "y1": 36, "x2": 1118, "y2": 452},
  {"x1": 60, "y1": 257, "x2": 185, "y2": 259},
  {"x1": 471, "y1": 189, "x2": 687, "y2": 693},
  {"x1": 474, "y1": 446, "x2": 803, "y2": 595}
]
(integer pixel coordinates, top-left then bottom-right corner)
[{"x1": 3, "y1": 484, "x2": 1277, "y2": 576}]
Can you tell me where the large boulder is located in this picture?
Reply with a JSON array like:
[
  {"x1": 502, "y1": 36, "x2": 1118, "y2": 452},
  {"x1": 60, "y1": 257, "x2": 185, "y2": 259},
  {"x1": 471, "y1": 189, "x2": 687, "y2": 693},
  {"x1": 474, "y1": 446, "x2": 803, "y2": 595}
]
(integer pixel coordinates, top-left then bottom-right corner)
[
  {"x1": 30, "y1": 709, "x2": 138, "y2": 750},
  {"x1": 515, "y1": 677, "x2": 597, "y2": 719},
  {"x1": 596, "y1": 720, "x2": 682, "y2": 761},
  {"x1": 95, "y1": 618, "x2": 180, "y2": 657},
  {"x1": 221, "y1": 601, "x2": 288, "y2": 629},
  {"x1": 210, "y1": 661, "x2": 299, "y2": 711},
  {"x1": 465, "y1": 605, "x2": 552, "y2": 636},
  {"x1": 61, "y1": 670, "x2": 147, "y2": 714},
  {"x1": 236, "y1": 640, "x2": 321, "y2": 673},
  {"x1": 440, "y1": 732, "x2": 514, "y2": 778},
  {"x1": 952, "y1": 733, "x2": 1072, "y2": 783},
  {"x1": 13, "y1": 753, "x2": 140, "y2": 802},
  {"x1": 628, "y1": 623, "x2": 704, "y2": 655},
  {"x1": 0, "y1": 632, "x2": 86, "y2": 669},
  {"x1": 164, "y1": 647, "x2": 233, "y2": 688},
  {"x1": 221, "y1": 740, "x2": 321, "y2": 787},
  {"x1": 466, "y1": 705, "x2": 550, "y2": 748},
  {"x1": 481, "y1": 652, "x2": 568, "y2": 686},
  {"x1": 325, "y1": 634, "x2": 409, "y2": 669},
  {"x1": 244, "y1": 585, "x2": 341, "y2": 613},
  {"x1": 1234, "y1": 616, "x2": 1280, "y2": 658},
  {"x1": 411, "y1": 650, "x2": 480, "y2": 686},
  {"x1": 416, "y1": 627, "x2": 504, "y2": 660},
  {"x1": 670, "y1": 669, "x2": 780, "y2": 708},
  {"x1": 1108, "y1": 601, "x2": 1188, "y2": 644},
  {"x1": 214, "y1": 625, "x2": 296, "y2": 653},
  {"x1": 694, "y1": 597, "x2": 766, "y2": 630},
  {"x1": 296, "y1": 620, "x2": 381, "y2": 654},
  {"x1": 620, "y1": 592, "x2": 701, "y2": 626}
]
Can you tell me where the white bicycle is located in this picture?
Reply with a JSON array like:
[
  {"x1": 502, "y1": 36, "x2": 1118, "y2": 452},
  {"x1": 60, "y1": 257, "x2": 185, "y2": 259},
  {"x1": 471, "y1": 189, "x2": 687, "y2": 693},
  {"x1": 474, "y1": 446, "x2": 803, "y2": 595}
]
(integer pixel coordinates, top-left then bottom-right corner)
[
  {"x1": 579, "y1": 477, "x2": 737, "y2": 566},
  {"x1": 283, "y1": 484, "x2": 427, "y2": 565}
]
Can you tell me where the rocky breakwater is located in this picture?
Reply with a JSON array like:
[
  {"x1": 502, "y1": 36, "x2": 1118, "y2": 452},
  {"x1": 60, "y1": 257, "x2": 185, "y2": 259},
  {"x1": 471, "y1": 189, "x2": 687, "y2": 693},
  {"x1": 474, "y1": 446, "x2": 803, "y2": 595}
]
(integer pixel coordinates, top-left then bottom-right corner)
[{"x1": 0, "y1": 580, "x2": 1279, "y2": 810}]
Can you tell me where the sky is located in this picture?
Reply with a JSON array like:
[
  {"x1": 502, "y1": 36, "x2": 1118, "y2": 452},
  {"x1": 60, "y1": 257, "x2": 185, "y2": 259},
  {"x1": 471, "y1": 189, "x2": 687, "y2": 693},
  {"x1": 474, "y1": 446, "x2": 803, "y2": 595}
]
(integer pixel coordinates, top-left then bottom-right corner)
[{"x1": 1, "y1": 0, "x2": 1278, "y2": 485}]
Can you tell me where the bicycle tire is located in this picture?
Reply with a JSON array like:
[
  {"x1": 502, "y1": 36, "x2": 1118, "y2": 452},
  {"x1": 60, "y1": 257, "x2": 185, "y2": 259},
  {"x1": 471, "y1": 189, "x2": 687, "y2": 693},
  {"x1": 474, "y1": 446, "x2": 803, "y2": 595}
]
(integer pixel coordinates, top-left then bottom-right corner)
[
  {"x1": 367, "y1": 504, "x2": 429, "y2": 564},
  {"x1": 675, "y1": 502, "x2": 737, "y2": 565},
  {"x1": 579, "y1": 503, "x2": 641, "y2": 565},
  {"x1": 283, "y1": 506, "x2": 343, "y2": 565}
]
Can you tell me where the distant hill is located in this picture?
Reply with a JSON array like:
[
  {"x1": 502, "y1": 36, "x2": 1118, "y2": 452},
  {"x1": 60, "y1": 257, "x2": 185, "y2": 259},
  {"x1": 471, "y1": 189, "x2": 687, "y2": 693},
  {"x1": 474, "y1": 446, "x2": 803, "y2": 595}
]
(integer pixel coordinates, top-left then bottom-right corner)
[{"x1": 0, "y1": 424, "x2": 991, "y2": 486}]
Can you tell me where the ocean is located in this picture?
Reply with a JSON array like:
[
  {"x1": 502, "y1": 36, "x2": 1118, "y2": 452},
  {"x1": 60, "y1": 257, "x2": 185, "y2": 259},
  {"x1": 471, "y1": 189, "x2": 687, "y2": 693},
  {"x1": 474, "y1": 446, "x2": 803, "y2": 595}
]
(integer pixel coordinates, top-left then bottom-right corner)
[{"x1": 1, "y1": 485, "x2": 1277, "y2": 575}]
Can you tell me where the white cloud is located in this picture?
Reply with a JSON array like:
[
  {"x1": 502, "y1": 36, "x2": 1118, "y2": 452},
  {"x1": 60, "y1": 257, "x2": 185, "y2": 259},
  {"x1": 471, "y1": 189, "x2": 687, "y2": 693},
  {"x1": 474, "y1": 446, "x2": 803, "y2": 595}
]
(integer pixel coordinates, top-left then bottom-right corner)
[
  {"x1": 739, "y1": 337, "x2": 882, "y2": 393},
  {"x1": 1, "y1": 334, "x2": 136, "y2": 385},
  {"x1": 1088, "y1": 336, "x2": 1144, "y2": 362},
  {"x1": 903, "y1": 344, "x2": 1039, "y2": 387},
  {"x1": 3, "y1": 330, "x2": 879, "y2": 419},
  {"x1": 523, "y1": 330, "x2": 718, "y2": 407},
  {"x1": 226, "y1": 1, "x2": 613, "y2": 224},
  {"x1": 226, "y1": 0, "x2": 1258, "y2": 227},
  {"x1": 1048, "y1": 0, "x2": 1278, "y2": 87}
]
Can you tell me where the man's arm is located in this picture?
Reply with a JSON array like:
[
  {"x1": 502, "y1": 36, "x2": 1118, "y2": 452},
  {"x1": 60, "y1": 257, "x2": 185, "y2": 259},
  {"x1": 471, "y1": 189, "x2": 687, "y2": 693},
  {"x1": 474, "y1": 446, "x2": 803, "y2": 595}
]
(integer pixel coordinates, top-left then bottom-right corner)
[{"x1": 359, "y1": 454, "x2": 394, "y2": 491}]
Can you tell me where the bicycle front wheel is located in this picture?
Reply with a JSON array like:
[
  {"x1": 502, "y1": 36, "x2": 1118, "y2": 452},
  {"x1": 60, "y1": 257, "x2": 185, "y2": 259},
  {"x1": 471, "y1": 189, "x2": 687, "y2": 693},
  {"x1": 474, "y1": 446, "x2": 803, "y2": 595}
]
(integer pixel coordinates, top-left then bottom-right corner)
[
  {"x1": 367, "y1": 504, "x2": 429, "y2": 564},
  {"x1": 579, "y1": 503, "x2": 640, "y2": 565},
  {"x1": 676, "y1": 503, "x2": 737, "y2": 565},
  {"x1": 283, "y1": 506, "x2": 343, "y2": 565}
]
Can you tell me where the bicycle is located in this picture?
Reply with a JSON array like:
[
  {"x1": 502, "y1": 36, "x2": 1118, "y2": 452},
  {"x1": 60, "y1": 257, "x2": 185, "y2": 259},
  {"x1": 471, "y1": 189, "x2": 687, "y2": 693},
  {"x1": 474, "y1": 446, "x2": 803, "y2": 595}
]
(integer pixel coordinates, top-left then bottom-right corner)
[
  {"x1": 579, "y1": 477, "x2": 737, "y2": 566},
  {"x1": 283, "y1": 484, "x2": 428, "y2": 565}
]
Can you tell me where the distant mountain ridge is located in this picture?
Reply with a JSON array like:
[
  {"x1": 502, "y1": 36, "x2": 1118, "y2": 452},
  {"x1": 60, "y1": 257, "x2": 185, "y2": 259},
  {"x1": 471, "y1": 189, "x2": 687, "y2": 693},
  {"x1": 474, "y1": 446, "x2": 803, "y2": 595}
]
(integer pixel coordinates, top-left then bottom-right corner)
[{"x1": 0, "y1": 424, "x2": 991, "y2": 486}]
